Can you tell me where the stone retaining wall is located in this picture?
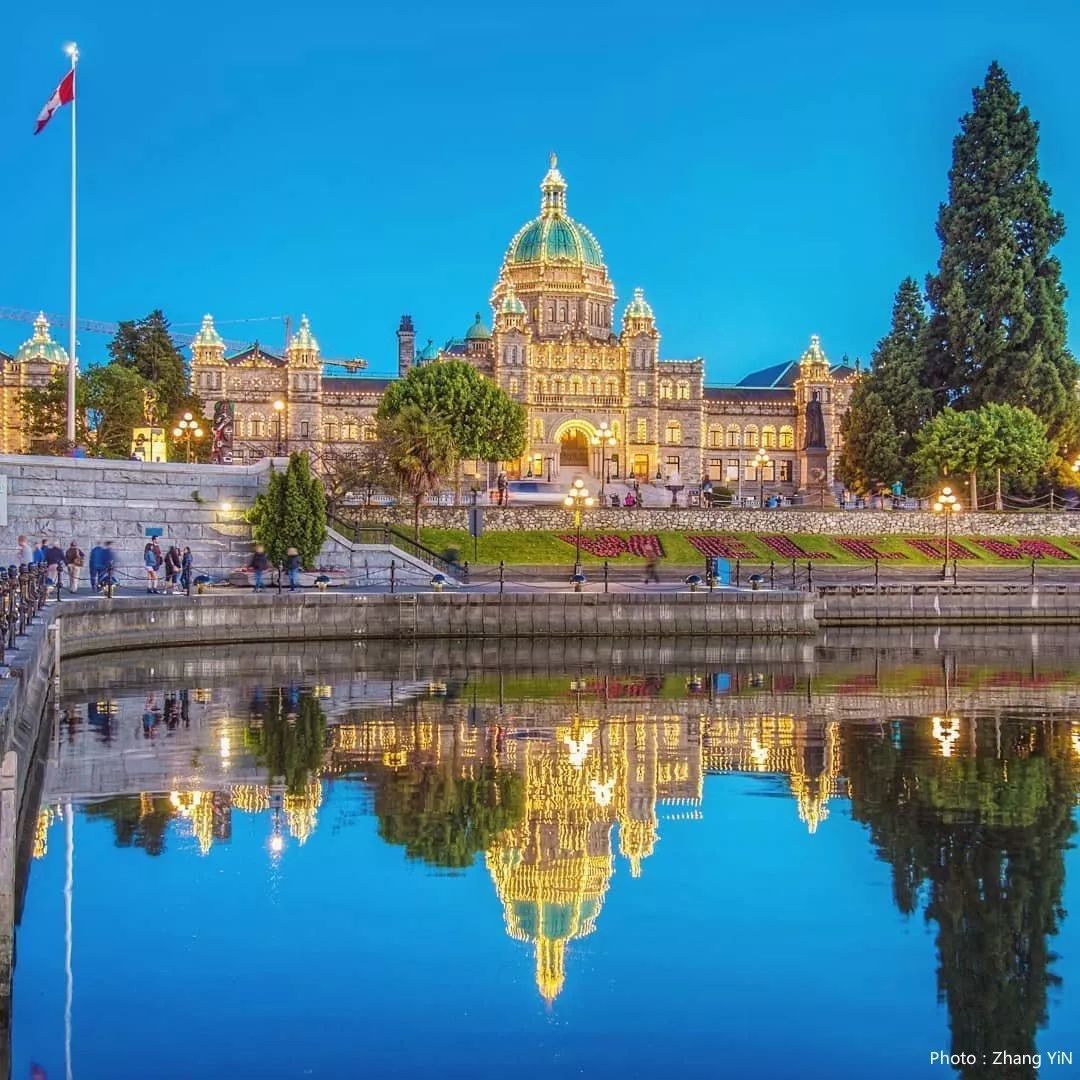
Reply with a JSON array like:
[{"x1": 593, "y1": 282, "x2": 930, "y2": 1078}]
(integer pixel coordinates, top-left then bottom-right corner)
[{"x1": 351, "y1": 505, "x2": 1080, "y2": 537}]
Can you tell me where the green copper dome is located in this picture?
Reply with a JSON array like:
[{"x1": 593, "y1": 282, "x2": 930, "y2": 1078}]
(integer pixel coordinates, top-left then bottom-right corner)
[
  {"x1": 506, "y1": 154, "x2": 605, "y2": 268},
  {"x1": 14, "y1": 313, "x2": 68, "y2": 367},
  {"x1": 192, "y1": 313, "x2": 224, "y2": 351},
  {"x1": 416, "y1": 339, "x2": 439, "y2": 362},
  {"x1": 465, "y1": 312, "x2": 491, "y2": 341},
  {"x1": 500, "y1": 284, "x2": 526, "y2": 315},
  {"x1": 289, "y1": 313, "x2": 320, "y2": 353},
  {"x1": 624, "y1": 286, "x2": 654, "y2": 321}
]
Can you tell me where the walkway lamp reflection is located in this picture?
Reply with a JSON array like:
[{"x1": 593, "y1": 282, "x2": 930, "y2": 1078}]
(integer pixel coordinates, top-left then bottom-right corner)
[
  {"x1": 932, "y1": 484, "x2": 961, "y2": 580},
  {"x1": 172, "y1": 412, "x2": 204, "y2": 464},
  {"x1": 563, "y1": 478, "x2": 594, "y2": 575},
  {"x1": 590, "y1": 421, "x2": 617, "y2": 498}
]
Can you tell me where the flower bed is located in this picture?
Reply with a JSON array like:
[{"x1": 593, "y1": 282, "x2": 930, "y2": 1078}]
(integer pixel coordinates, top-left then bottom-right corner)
[
  {"x1": 556, "y1": 534, "x2": 665, "y2": 559},
  {"x1": 835, "y1": 538, "x2": 908, "y2": 561},
  {"x1": 685, "y1": 535, "x2": 757, "y2": 559},
  {"x1": 974, "y1": 537, "x2": 1073, "y2": 559},
  {"x1": 760, "y1": 535, "x2": 834, "y2": 560},
  {"x1": 906, "y1": 538, "x2": 976, "y2": 560}
]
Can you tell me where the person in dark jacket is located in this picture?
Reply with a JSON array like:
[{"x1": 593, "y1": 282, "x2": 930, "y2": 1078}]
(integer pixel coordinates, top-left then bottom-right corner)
[
  {"x1": 44, "y1": 541, "x2": 65, "y2": 591},
  {"x1": 88, "y1": 543, "x2": 106, "y2": 592},
  {"x1": 164, "y1": 545, "x2": 182, "y2": 594},
  {"x1": 285, "y1": 547, "x2": 301, "y2": 592},
  {"x1": 32, "y1": 539, "x2": 47, "y2": 566},
  {"x1": 64, "y1": 540, "x2": 85, "y2": 593},
  {"x1": 180, "y1": 547, "x2": 193, "y2": 593},
  {"x1": 250, "y1": 544, "x2": 270, "y2": 591}
]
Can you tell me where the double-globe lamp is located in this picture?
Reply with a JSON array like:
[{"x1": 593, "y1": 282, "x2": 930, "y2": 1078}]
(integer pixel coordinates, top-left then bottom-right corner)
[
  {"x1": 931, "y1": 484, "x2": 961, "y2": 580},
  {"x1": 564, "y1": 478, "x2": 595, "y2": 576},
  {"x1": 172, "y1": 412, "x2": 204, "y2": 464}
]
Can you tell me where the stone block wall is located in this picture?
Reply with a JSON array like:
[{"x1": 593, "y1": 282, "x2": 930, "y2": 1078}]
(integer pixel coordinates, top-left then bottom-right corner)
[{"x1": 351, "y1": 505, "x2": 1080, "y2": 538}]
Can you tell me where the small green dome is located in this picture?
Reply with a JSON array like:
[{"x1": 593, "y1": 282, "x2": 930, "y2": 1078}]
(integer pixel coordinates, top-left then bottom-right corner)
[
  {"x1": 624, "y1": 287, "x2": 654, "y2": 321},
  {"x1": 500, "y1": 285, "x2": 526, "y2": 315},
  {"x1": 289, "y1": 313, "x2": 320, "y2": 353},
  {"x1": 416, "y1": 339, "x2": 439, "y2": 362},
  {"x1": 192, "y1": 313, "x2": 224, "y2": 350},
  {"x1": 15, "y1": 313, "x2": 68, "y2": 367},
  {"x1": 465, "y1": 312, "x2": 491, "y2": 341}
]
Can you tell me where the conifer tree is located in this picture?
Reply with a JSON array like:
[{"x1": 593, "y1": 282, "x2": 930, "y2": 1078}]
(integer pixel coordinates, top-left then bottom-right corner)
[
  {"x1": 924, "y1": 62, "x2": 1077, "y2": 441},
  {"x1": 108, "y1": 310, "x2": 200, "y2": 424},
  {"x1": 835, "y1": 382, "x2": 902, "y2": 495}
]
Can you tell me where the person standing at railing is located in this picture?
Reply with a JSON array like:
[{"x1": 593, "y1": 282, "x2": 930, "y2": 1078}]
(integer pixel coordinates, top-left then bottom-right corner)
[
  {"x1": 164, "y1": 545, "x2": 182, "y2": 594},
  {"x1": 44, "y1": 540, "x2": 65, "y2": 592},
  {"x1": 285, "y1": 547, "x2": 301, "y2": 591},
  {"x1": 144, "y1": 542, "x2": 160, "y2": 594},
  {"x1": 181, "y1": 547, "x2": 193, "y2": 593},
  {"x1": 99, "y1": 542, "x2": 117, "y2": 594},
  {"x1": 250, "y1": 544, "x2": 270, "y2": 591},
  {"x1": 64, "y1": 540, "x2": 85, "y2": 594}
]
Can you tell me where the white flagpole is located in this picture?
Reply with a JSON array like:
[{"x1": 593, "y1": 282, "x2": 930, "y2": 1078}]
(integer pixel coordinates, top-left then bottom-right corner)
[{"x1": 66, "y1": 42, "x2": 79, "y2": 447}]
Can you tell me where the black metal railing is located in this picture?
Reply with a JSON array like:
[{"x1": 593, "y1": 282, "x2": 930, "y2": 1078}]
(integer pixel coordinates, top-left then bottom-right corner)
[{"x1": 335, "y1": 519, "x2": 459, "y2": 576}]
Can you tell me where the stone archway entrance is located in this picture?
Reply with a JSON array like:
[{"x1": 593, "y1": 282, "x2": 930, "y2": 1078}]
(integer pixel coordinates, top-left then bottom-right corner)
[{"x1": 559, "y1": 429, "x2": 589, "y2": 468}]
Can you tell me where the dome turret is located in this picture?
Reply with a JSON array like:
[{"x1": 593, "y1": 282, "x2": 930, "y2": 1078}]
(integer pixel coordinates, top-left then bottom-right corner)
[
  {"x1": 500, "y1": 283, "x2": 526, "y2": 315},
  {"x1": 465, "y1": 312, "x2": 491, "y2": 341},
  {"x1": 192, "y1": 313, "x2": 224, "y2": 351},
  {"x1": 289, "y1": 314, "x2": 320, "y2": 355},
  {"x1": 14, "y1": 312, "x2": 68, "y2": 367}
]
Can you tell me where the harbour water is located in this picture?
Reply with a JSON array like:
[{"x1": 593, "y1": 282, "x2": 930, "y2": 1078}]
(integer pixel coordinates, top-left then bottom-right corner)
[{"x1": 13, "y1": 630, "x2": 1080, "y2": 1079}]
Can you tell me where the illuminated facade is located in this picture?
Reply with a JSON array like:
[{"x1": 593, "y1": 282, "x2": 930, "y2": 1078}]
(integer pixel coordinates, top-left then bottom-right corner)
[
  {"x1": 189, "y1": 158, "x2": 857, "y2": 498},
  {"x1": 0, "y1": 312, "x2": 71, "y2": 453}
]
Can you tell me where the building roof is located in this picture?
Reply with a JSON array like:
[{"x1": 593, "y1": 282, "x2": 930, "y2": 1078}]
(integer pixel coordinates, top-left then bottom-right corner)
[
  {"x1": 192, "y1": 313, "x2": 224, "y2": 350},
  {"x1": 289, "y1": 314, "x2": 320, "y2": 353},
  {"x1": 736, "y1": 360, "x2": 799, "y2": 389},
  {"x1": 224, "y1": 343, "x2": 285, "y2": 367},
  {"x1": 704, "y1": 386, "x2": 794, "y2": 404},
  {"x1": 465, "y1": 312, "x2": 491, "y2": 341},
  {"x1": 323, "y1": 376, "x2": 393, "y2": 395},
  {"x1": 14, "y1": 312, "x2": 69, "y2": 367}
]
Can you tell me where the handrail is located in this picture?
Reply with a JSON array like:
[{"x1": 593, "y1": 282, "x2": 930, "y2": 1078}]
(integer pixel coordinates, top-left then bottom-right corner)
[{"x1": 334, "y1": 517, "x2": 459, "y2": 576}]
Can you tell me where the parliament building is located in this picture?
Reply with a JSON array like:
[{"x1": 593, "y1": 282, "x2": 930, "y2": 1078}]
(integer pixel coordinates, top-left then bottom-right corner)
[{"x1": 4, "y1": 158, "x2": 856, "y2": 498}]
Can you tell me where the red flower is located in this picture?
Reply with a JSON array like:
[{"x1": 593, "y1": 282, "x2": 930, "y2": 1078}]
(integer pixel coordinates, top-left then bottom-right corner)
[
  {"x1": 686, "y1": 535, "x2": 757, "y2": 559},
  {"x1": 836, "y1": 537, "x2": 908, "y2": 560},
  {"x1": 760, "y1": 535, "x2": 834, "y2": 559}
]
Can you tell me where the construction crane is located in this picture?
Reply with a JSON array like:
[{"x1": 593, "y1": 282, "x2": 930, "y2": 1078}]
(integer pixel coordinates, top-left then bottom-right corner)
[
  {"x1": 0, "y1": 306, "x2": 251, "y2": 352},
  {"x1": 1, "y1": 306, "x2": 369, "y2": 372}
]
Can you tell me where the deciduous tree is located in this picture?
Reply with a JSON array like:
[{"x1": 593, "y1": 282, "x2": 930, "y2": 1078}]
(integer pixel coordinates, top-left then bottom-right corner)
[{"x1": 380, "y1": 405, "x2": 456, "y2": 539}]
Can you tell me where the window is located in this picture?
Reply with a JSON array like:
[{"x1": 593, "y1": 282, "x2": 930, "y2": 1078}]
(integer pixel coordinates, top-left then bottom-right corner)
[
  {"x1": 676, "y1": 381, "x2": 690, "y2": 401},
  {"x1": 553, "y1": 376, "x2": 565, "y2": 395},
  {"x1": 324, "y1": 422, "x2": 337, "y2": 441},
  {"x1": 534, "y1": 418, "x2": 544, "y2": 440},
  {"x1": 725, "y1": 459, "x2": 739, "y2": 482},
  {"x1": 637, "y1": 381, "x2": 648, "y2": 399},
  {"x1": 659, "y1": 380, "x2": 673, "y2": 400},
  {"x1": 604, "y1": 377, "x2": 618, "y2": 396},
  {"x1": 343, "y1": 419, "x2": 359, "y2": 441},
  {"x1": 299, "y1": 421, "x2": 310, "y2": 439},
  {"x1": 362, "y1": 420, "x2": 377, "y2": 441},
  {"x1": 762, "y1": 425, "x2": 777, "y2": 449},
  {"x1": 249, "y1": 414, "x2": 265, "y2": 438},
  {"x1": 610, "y1": 421, "x2": 620, "y2": 438},
  {"x1": 509, "y1": 376, "x2": 519, "y2": 395},
  {"x1": 708, "y1": 426, "x2": 723, "y2": 449},
  {"x1": 636, "y1": 418, "x2": 648, "y2": 442},
  {"x1": 588, "y1": 377, "x2": 600, "y2": 395},
  {"x1": 708, "y1": 457, "x2": 724, "y2": 481},
  {"x1": 779, "y1": 460, "x2": 792, "y2": 483},
  {"x1": 744, "y1": 425, "x2": 759, "y2": 448},
  {"x1": 779, "y1": 425, "x2": 794, "y2": 449},
  {"x1": 726, "y1": 425, "x2": 740, "y2": 449},
  {"x1": 666, "y1": 455, "x2": 681, "y2": 473},
  {"x1": 570, "y1": 376, "x2": 583, "y2": 395},
  {"x1": 665, "y1": 420, "x2": 682, "y2": 445}
]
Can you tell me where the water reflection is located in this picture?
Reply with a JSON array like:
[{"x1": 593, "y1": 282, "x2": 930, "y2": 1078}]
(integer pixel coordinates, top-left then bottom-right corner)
[{"x1": 20, "y1": 633, "x2": 1080, "y2": 1077}]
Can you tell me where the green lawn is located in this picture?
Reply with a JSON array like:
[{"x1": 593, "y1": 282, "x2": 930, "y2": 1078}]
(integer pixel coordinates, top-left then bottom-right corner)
[{"x1": 416, "y1": 528, "x2": 1080, "y2": 566}]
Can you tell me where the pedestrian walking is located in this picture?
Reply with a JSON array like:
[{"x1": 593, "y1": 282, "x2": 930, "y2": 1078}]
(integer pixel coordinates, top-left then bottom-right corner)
[
  {"x1": 180, "y1": 547, "x2": 193, "y2": 594},
  {"x1": 643, "y1": 556, "x2": 661, "y2": 584},
  {"x1": 44, "y1": 540, "x2": 65, "y2": 591},
  {"x1": 496, "y1": 470, "x2": 508, "y2": 507},
  {"x1": 32, "y1": 539, "x2": 47, "y2": 566},
  {"x1": 144, "y1": 542, "x2": 160, "y2": 593},
  {"x1": 88, "y1": 542, "x2": 106, "y2": 592},
  {"x1": 250, "y1": 544, "x2": 270, "y2": 591},
  {"x1": 16, "y1": 535, "x2": 31, "y2": 566},
  {"x1": 164, "y1": 545, "x2": 182, "y2": 594},
  {"x1": 285, "y1": 547, "x2": 301, "y2": 591},
  {"x1": 64, "y1": 540, "x2": 85, "y2": 593}
]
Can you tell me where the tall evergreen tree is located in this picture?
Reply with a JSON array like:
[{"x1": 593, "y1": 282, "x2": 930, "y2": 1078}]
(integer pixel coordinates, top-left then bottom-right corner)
[
  {"x1": 836, "y1": 382, "x2": 902, "y2": 495},
  {"x1": 108, "y1": 309, "x2": 200, "y2": 424},
  {"x1": 924, "y1": 62, "x2": 1077, "y2": 441},
  {"x1": 871, "y1": 277, "x2": 932, "y2": 466}
]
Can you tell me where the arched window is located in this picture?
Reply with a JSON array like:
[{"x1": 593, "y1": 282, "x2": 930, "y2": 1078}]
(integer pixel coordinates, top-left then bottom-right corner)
[
  {"x1": 508, "y1": 376, "x2": 519, "y2": 395},
  {"x1": 637, "y1": 381, "x2": 648, "y2": 399},
  {"x1": 708, "y1": 425, "x2": 723, "y2": 448},
  {"x1": 570, "y1": 376, "x2": 583, "y2": 395},
  {"x1": 610, "y1": 420, "x2": 620, "y2": 439},
  {"x1": 636, "y1": 418, "x2": 648, "y2": 442},
  {"x1": 726, "y1": 424, "x2": 740, "y2": 448},
  {"x1": 604, "y1": 377, "x2": 618, "y2": 396},
  {"x1": 533, "y1": 418, "x2": 544, "y2": 440},
  {"x1": 362, "y1": 419, "x2": 377, "y2": 441},
  {"x1": 249, "y1": 414, "x2": 265, "y2": 439},
  {"x1": 676, "y1": 381, "x2": 690, "y2": 401},
  {"x1": 779, "y1": 425, "x2": 794, "y2": 449},
  {"x1": 553, "y1": 376, "x2": 565, "y2": 395},
  {"x1": 587, "y1": 376, "x2": 600, "y2": 395},
  {"x1": 324, "y1": 421, "x2": 338, "y2": 442},
  {"x1": 342, "y1": 418, "x2": 359, "y2": 441},
  {"x1": 659, "y1": 380, "x2": 673, "y2": 400},
  {"x1": 665, "y1": 420, "x2": 682, "y2": 445},
  {"x1": 762, "y1": 425, "x2": 777, "y2": 449},
  {"x1": 744, "y1": 425, "x2": 759, "y2": 448}
]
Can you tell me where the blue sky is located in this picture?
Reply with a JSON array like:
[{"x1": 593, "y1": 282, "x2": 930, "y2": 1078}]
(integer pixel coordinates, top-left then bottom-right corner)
[{"x1": 3, "y1": 0, "x2": 1079, "y2": 382}]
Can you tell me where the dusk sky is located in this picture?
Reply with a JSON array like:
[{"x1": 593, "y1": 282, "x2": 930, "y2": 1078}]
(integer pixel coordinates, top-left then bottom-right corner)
[{"x1": 3, "y1": 1, "x2": 1080, "y2": 381}]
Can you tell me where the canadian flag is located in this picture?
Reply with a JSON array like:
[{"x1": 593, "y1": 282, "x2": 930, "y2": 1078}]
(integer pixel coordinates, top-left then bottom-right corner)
[{"x1": 34, "y1": 69, "x2": 75, "y2": 135}]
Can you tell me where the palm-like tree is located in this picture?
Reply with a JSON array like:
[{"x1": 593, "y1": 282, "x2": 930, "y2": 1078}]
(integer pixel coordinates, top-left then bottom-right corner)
[{"x1": 381, "y1": 404, "x2": 456, "y2": 539}]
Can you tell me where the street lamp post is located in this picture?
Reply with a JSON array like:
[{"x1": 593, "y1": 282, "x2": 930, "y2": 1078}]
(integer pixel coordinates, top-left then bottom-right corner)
[
  {"x1": 932, "y1": 484, "x2": 961, "y2": 580},
  {"x1": 171, "y1": 412, "x2": 204, "y2": 464},
  {"x1": 563, "y1": 478, "x2": 594, "y2": 576},
  {"x1": 590, "y1": 421, "x2": 617, "y2": 499},
  {"x1": 753, "y1": 447, "x2": 771, "y2": 508},
  {"x1": 273, "y1": 399, "x2": 285, "y2": 456}
]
